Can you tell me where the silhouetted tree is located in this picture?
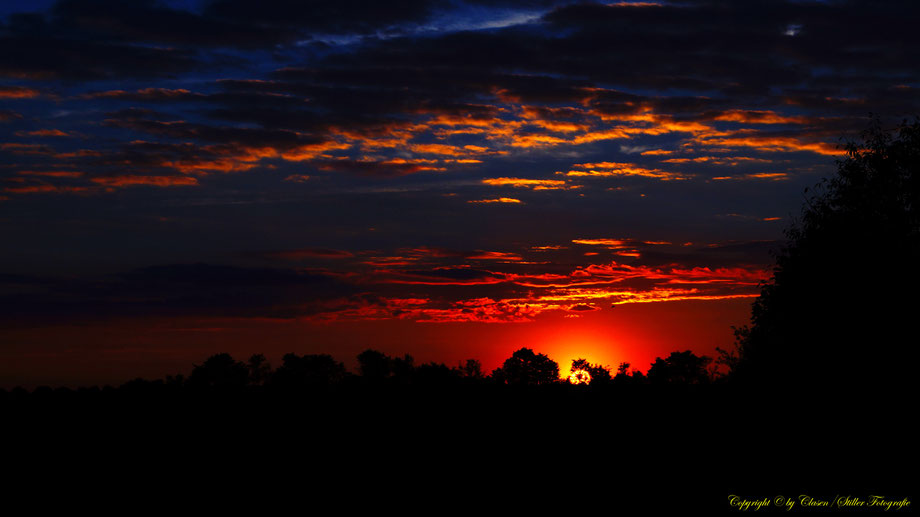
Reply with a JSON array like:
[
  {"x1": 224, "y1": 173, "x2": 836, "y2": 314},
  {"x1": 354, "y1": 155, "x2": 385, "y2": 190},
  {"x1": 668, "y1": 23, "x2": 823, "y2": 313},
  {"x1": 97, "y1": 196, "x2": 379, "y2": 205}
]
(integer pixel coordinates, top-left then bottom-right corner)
[
  {"x1": 456, "y1": 359, "x2": 483, "y2": 379},
  {"x1": 187, "y1": 353, "x2": 249, "y2": 390},
  {"x1": 357, "y1": 349, "x2": 392, "y2": 381},
  {"x1": 391, "y1": 354, "x2": 415, "y2": 383},
  {"x1": 270, "y1": 353, "x2": 346, "y2": 389},
  {"x1": 493, "y1": 348, "x2": 559, "y2": 385},
  {"x1": 731, "y1": 118, "x2": 920, "y2": 391},
  {"x1": 613, "y1": 361, "x2": 647, "y2": 385},
  {"x1": 647, "y1": 351, "x2": 711, "y2": 385},
  {"x1": 246, "y1": 354, "x2": 271, "y2": 385},
  {"x1": 354, "y1": 349, "x2": 418, "y2": 383},
  {"x1": 414, "y1": 362, "x2": 459, "y2": 385},
  {"x1": 569, "y1": 358, "x2": 612, "y2": 385}
]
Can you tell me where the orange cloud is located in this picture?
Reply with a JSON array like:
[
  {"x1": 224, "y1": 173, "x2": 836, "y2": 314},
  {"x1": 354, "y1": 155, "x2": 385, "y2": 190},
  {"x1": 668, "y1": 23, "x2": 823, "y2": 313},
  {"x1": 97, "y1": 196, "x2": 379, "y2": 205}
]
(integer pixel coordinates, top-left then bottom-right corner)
[
  {"x1": 0, "y1": 143, "x2": 54, "y2": 155},
  {"x1": 467, "y1": 251, "x2": 523, "y2": 261},
  {"x1": 558, "y1": 162, "x2": 690, "y2": 181},
  {"x1": 409, "y1": 143, "x2": 500, "y2": 156},
  {"x1": 509, "y1": 133, "x2": 570, "y2": 148},
  {"x1": 279, "y1": 141, "x2": 352, "y2": 161},
  {"x1": 15, "y1": 129, "x2": 71, "y2": 137},
  {"x1": 661, "y1": 156, "x2": 774, "y2": 165},
  {"x1": 710, "y1": 110, "x2": 811, "y2": 125},
  {"x1": 482, "y1": 177, "x2": 569, "y2": 189},
  {"x1": 712, "y1": 172, "x2": 789, "y2": 181},
  {"x1": 468, "y1": 197, "x2": 522, "y2": 204},
  {"x1": 90, "y1": 175, "x2": 199, "y2": 187},
  {"x1": 572, "y1": 239, "x2": 628, "y2": 247},
  {"x1": 4, "y1": 185, "x2": 91, "y2": 194},
  {"x1": 0, "y1": 86, "x2": 40, "y2": 99},
  {"x1": 691, "y1": 134, "x2": 842, "y2": 156},
  {"x1": 17, "y1": 170, "x2": 84, "y2": 178}
]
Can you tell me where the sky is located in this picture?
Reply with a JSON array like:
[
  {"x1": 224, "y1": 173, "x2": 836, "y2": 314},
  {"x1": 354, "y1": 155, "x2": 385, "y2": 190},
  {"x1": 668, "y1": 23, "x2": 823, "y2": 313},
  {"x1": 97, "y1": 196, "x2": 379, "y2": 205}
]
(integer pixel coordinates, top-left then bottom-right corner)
[{"x1": 2, "y1": 0, "x2": 918, "y2": 387}]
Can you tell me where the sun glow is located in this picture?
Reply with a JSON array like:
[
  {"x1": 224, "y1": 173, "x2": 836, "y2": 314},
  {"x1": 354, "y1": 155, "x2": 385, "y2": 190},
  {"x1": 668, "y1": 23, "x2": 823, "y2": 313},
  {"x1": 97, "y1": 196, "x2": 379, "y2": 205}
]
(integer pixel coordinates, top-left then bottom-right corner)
[{"x1": 568, "y1": 369, "x2": 592, "y2": 385}]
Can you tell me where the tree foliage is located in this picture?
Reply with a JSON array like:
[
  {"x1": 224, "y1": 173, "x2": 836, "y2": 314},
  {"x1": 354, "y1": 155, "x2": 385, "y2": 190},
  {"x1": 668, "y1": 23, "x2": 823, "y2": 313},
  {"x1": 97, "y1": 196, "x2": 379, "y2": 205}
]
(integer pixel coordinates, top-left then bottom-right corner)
[
  {"x1": 569, "y1": 358, "x2": 612, "y2": 385},
  {"x1": 647, "y1": 351, "x2": 711, "y2": 385},
  {"x1": 493, "y1": 348, "x2": 560, "y2": 385},
  {"x1": 187, "y1": 353, "x2": 250, "y2": 390},
  {"x1": 731, "y1": 118, "x2": 920, "y2": 390}
]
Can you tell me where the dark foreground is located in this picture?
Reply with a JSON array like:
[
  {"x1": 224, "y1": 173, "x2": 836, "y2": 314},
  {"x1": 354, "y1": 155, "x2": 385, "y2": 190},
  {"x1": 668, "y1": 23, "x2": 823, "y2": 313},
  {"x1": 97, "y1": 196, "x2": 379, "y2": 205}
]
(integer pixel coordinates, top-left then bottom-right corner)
[{"x1": 3, "y1": 383, "x2": 912, "y2": 514}]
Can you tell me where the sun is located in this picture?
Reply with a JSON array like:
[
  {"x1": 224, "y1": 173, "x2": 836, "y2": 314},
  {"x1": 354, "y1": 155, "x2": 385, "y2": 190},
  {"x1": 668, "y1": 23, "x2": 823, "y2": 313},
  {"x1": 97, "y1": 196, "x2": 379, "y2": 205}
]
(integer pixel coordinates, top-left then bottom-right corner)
[{"x1": 568, "y1": 368, "x2": 592, "y2": 385}]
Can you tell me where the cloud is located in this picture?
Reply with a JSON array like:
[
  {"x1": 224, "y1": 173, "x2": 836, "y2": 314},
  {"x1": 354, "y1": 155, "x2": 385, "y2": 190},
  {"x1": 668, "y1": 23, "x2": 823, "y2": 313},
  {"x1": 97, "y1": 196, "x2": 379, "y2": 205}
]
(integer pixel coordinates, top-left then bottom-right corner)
[
  {"x1": 558, "y1": 162, "x2": 691, "y2": 181},
  {"x1": 0, "y1": 110, "x2": 22, "y2": 122},
  {"x1": 481, "y1": 177, "x2": 570, "y2": 189},
  {"x1": 15, "y1": 129, "x2": 71, "y2": 137},
  {"x1": 0, "y1": 263, "x2": 358, "y2": 324},
  {"x1": 90, "y1": 175, "x2": 199, "y2": 187},
  {"x1": 467, "y1": 197, "x2": 523, "y2": 204},
  {"x1": 17, "y1": 170, "x2": 84, "y2": 178},
  {"x1": 0, "y1": 85, "x2": 40, "y2": 98},
  {"x1": 253, "y1": 248, "x2": 355, "y2": 260},
  {"x1": 711, "y1": 172, "x2": 790, "y2": 181}
]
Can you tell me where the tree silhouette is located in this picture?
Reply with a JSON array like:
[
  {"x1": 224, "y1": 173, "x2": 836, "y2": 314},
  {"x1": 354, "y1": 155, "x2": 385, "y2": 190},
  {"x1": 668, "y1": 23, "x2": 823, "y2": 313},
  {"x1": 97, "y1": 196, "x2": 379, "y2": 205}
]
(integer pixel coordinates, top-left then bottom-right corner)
[
  {"x1": 391, "y1": 353, "x2": 415, "y2": 383},
  {"x1": 270, "y1": 353, "x2": 346, "y2": 389},
  {"x1": 187, "y1": 353, "x2": 249, "y2": 390},
  {"x1": 569, "y1": 358, "x2": 612, "y2": 385},
  {"x1": 356, "y1": 349, "x2": 392, "y2": 381},
  {"x1": 647, "y1": 351, "x2": 711, "y2": 385},
  {"x1": 413, "y1": 362, "x2": 459, "y2": 385},
  {"x1": 730, "y1": 118, "x2": 920, "y2": 391},
  {"x1": 456, "y1": 359, "x2": 483, "y2": 379},
  {"x1": 493, "y1": 348, "x2": 559, "y2": 385},
  {"x1": 246, "y1": 354, "x2": 271, "y2": 385},
  {"x1": 355, "y1": 349, "x2": 417, "y2": 383}
]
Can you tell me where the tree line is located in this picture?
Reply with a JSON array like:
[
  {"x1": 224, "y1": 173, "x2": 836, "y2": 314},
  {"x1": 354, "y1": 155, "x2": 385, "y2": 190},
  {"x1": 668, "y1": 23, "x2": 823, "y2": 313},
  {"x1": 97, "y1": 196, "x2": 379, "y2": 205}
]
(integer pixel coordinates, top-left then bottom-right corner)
[{"x1": 0, "y1": 347, "x2": 719, "y2": 397}]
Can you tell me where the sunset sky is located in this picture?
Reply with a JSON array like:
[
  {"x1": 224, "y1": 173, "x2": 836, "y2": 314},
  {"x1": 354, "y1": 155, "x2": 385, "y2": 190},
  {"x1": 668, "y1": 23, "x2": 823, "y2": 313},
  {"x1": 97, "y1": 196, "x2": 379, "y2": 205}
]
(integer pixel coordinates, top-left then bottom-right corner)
[{"x1": 2, "y1": 0, "x2": 917, "y2": 387}]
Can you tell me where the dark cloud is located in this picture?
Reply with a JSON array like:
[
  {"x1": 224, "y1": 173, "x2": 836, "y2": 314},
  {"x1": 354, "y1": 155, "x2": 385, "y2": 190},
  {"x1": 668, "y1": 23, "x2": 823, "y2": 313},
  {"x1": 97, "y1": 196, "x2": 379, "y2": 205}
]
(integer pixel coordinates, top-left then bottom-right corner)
[
  {"x1": 0, "y1": 110, "x2": 22, "y2": 122},
  {"x1": 0, "y1": 33, "x2": 200, "y2": 80},
  {"x1": 102, "y1": 111, "x2": 313, "y2": 149},
  {"x1": 402, "y1": 268, "x2": 502, "y2": 281},
  {"x1": 49, "y1": 0, "x2": 295, "y2": 48},
  {"x1": 203, "y1": 0, "x2": 443, "y2": 35},
  {"x1": 249, "y1": 248, "x2": 355, "y2": 260},
  {"x1": 0, "y1": 263, "x2": 357, "y2": 324}
]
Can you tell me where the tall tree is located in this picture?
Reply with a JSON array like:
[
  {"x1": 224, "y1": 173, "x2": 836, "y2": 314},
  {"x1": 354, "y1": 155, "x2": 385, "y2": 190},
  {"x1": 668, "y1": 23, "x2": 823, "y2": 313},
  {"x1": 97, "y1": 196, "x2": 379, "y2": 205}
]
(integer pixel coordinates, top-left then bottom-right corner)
[{"x1": 731, "y1": 118, "x2": 920, "y2": 391}]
